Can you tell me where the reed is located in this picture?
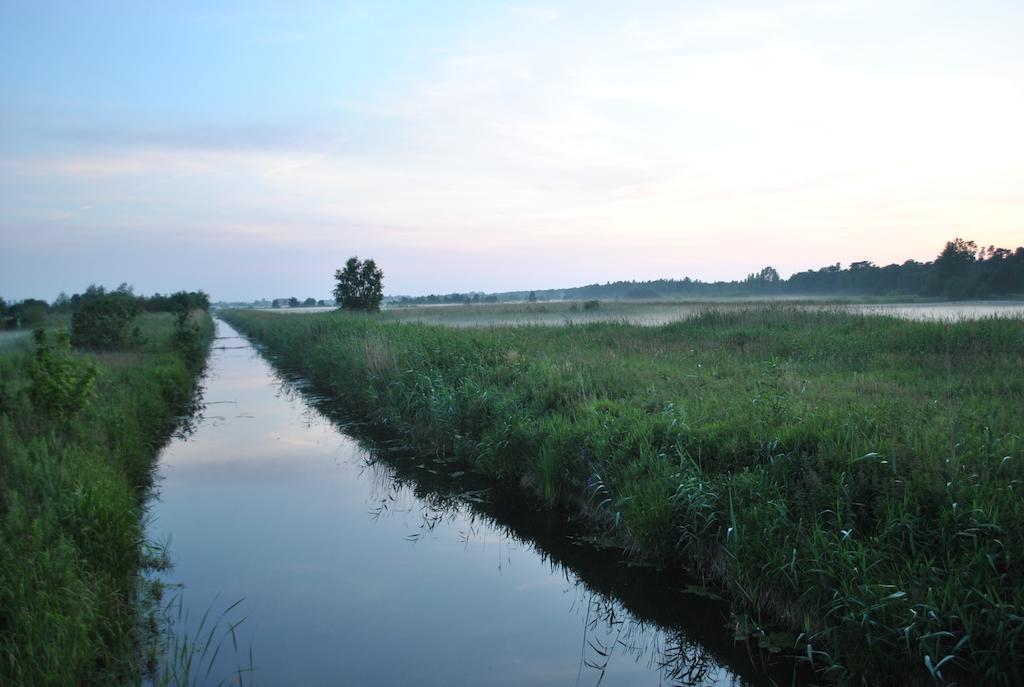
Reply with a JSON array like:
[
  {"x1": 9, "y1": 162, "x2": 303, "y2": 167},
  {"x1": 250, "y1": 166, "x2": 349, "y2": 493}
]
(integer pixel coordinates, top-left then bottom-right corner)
[{"x1": 224, "y1": 305, "x2": 1024, "y2": 685}]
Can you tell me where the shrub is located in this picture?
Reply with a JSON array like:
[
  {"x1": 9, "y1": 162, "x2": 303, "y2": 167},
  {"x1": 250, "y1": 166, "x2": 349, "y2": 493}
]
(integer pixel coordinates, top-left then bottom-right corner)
[
  {"x1": 2, "y1": 298, "x2": 49, "y2": 329},
  {"x1": 171, "y1": 310, "x2": 205, "y2": 371},
  {"x1": 70, "y1": 293, "x2": 142, "y2": 350},
  {"x1": 28, "y1": 329, "x2": 97, "y2": 424}
]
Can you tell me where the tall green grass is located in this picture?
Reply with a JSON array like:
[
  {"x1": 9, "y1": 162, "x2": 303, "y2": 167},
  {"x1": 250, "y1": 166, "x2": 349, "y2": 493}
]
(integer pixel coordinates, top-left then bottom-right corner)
[
  {"x1": 144, "y1": 589, "x2": 254, "y2": 687},
  {"x1": 224, "y1": 306, "x2": 1024, "y2": 685},
  {"x1": 0, "y1": 311, "x2": 213, "y2": 686}
]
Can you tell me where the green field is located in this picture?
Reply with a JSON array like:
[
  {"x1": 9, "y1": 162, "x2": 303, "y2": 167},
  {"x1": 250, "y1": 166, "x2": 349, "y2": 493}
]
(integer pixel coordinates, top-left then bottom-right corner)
[
  {"x1": 224, "y1": 305, "x2": 1024, "y2": 685},
  {"x1": 0, "y1": 311, "x2": 213, "y2": 686}
]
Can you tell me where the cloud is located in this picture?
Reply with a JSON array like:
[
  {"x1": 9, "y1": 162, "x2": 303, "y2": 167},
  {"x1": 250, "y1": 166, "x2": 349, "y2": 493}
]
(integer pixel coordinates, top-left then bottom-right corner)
[
  {"x1": 506, "y1": 5, "x2": 559, "y2": 22},
  {"x1": 2, "y1": 115, "x2": 332, "y2": 154},
  {"x1": 3, "y1": 1, "x2": 1023, "y2": 300}
]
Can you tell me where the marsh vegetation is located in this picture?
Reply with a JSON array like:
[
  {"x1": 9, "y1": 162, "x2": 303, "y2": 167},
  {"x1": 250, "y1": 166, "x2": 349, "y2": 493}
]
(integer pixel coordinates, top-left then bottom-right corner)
[
  {"x1": 223, "y1": 304, "x2": 1024, "y2": 685},
  {"x1": 0, "y1": 297, "x2": 213, "y2": 686}
]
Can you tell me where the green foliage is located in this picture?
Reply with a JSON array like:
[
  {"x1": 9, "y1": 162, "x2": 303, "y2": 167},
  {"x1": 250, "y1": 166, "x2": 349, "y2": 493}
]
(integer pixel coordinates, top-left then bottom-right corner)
[
  {"x1": 333, "y1": 256, "x2": 384, "y2": 312},
  {"x1": 70, "y1": 291, "x2": 142, "y2": 350},
  {"x1": 925, "y1": 238, "x2": 979, "y2": 298},
  {"x1": 28, "y1": 329, "x2": 97, "y2": 424},
  {"x1": 582, "y1": 299, "x2": 601, "y2": 311},
  {"x1": 224, "y1": 306, "x2": 1024, "y2": 685},
  {"x1": 171, "y1": 310, "x2": 207, "y2": 371},
  {"x1": 3, "y1": 298, "x2": 50, "y2": 328},
  {"x1": 0, "y1": 311, "x2": 213, "y2": 686},
  {"x1": 15, "y1": 300, "x2": 49, "y2": 327},
  {"x1": 62, "y1": 284, "x2": 210, "y2": 315},
  {"x1": 142, "y1": 289, "x2": 210, "y2": 313}
]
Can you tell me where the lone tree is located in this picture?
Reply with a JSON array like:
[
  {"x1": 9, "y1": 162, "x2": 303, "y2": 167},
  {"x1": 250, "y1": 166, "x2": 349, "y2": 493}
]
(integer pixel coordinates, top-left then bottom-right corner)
[{"x1": 333, "y1": 257, "x2": 384, "y2": 312}]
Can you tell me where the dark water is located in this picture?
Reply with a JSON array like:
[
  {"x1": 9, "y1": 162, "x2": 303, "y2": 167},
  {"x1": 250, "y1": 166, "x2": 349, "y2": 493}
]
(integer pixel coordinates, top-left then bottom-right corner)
[{"x1": 148, "y1": 320, "x2": 794, "y2": 686}]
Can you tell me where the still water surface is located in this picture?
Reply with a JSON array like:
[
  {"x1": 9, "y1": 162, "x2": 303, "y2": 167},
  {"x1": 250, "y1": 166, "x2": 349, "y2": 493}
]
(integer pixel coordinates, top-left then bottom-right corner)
[{"x1": 149, "y1": 320, "x2": 789, "y2": 686}]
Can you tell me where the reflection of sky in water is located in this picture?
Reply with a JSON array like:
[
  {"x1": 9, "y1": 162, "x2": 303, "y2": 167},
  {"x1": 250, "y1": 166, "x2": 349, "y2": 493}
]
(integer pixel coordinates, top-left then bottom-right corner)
[{"x1": 149, "y1": 322, "x2": 759, "y2": 686}]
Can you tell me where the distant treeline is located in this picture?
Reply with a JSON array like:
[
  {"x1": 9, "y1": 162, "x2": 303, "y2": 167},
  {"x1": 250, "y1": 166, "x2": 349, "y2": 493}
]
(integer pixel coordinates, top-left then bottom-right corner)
[
  {"x1": 1, "y1": 283, "x2": 210, "y2": 329},
  {"x1": 393, "y1": 238, "x2": 1023, "y2": 304},
  {"x1": 393, "y1": 293, "x2": 500, "y2": 306},
  {"x1": 271, "y1": 297, "x2": 332, "y2": 308}
]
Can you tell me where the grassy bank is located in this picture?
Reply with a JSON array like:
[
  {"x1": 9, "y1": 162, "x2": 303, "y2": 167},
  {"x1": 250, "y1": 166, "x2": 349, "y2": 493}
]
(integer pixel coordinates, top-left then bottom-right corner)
[
  {"x1": 0, "y1": 311, "x2": 213, "y2": 686},
  {"x1": 223, "y1": 306, "x2": 1024, "y2": 685}
]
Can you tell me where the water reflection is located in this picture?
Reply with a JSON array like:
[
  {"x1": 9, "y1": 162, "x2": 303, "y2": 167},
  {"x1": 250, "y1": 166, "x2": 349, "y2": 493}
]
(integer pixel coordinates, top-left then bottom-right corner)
[
  {"x1": 149, "y1": 321, "x2": 799, "y2": 686},
  {"x1": 272, "y1": 358, "x2": 791, "y2": 687},
  {"x1": 327, "y1": 453, "x2": 739, "y2": 687}
]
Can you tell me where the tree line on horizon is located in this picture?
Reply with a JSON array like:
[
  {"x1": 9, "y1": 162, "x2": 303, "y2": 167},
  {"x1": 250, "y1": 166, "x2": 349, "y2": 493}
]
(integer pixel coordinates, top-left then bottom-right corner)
[
  {"x1": 1, "y1": 284, "x2": 210, "y2": 329},
  {"x1": 5, "y1": 239, "x2": 1021, "y2": 313},
  {"x1": 394, "y1": 238, "x2": 1024, "y2": 304}
]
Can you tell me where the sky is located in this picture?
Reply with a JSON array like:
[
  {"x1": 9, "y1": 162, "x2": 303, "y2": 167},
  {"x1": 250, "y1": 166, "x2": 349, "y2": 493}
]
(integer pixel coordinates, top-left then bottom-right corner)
[{"x1": 2, "y1": 0, "x2": 1023, "y2": 301}]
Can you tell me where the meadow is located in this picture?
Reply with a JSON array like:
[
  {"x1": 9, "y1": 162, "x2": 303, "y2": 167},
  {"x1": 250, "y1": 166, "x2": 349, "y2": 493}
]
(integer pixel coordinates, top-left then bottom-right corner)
[
  {"x1": 0, "y1": 311, "x2": 213, "y2": 686},
  {"x1": 223, "y1": 304, "x2": 1024, "y2": 685}
]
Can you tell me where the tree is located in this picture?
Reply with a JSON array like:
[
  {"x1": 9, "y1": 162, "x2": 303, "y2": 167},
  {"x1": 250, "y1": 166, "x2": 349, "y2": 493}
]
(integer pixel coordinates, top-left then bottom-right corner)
[
  {"x1": 52, "y1": 292, "x2": 72, "y2": 313},
  {"x1": 162, "y1": 290, "x2": 210, "y2": 313},
  {"x1": 70, "y1": 291, "x2": 141, "y2": 350},
  {"x1": 925, "y1": 238, "x2": 978, "y2": 298},
  {"x1": 7, "y1": 298, "x2": 50, "y2": 328},
  {"x1": 333, "y1": 257, "x2": 384, "y2": 312}
]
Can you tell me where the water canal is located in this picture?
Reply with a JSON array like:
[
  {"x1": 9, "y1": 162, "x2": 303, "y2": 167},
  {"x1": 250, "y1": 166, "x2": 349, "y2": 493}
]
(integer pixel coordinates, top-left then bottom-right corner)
[{"x1": 148, "y1": 319, "x2": 794, "y2": 686}]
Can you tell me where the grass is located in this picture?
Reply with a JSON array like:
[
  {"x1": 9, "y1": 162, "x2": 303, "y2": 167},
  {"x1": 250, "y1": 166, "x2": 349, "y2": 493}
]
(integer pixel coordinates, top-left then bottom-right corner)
[
  {"x1": 0, "y1": 310, "x2": 213, "y2": 686},
  {"x1": 145, "y1": 589, "x2": 254, "y2": 687},
  {"x1": 223, "y1": 305, "x2": 1024, "y2": 685}
]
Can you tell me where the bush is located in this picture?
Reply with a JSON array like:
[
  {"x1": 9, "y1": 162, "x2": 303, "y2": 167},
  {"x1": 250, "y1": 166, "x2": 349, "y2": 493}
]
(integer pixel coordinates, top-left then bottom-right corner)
[
  {"x1": 28, "y1": 329, "x2": 96, "y2": 424},
  {"x1": 171, "y1": 311, "x2": 206, "y2": 371},
  {"x1": 2, "y1": 299, "x2": 49, "y2": 329},
  {"x1": 70, "y1": 293, "x2": 141, "y2": 350}
]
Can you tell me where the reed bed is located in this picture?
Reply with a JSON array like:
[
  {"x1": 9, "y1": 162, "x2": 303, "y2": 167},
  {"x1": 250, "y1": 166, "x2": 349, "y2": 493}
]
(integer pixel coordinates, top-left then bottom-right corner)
[{"x1": 223, "y1": 306, "x2": 1024, "y2": 685}]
